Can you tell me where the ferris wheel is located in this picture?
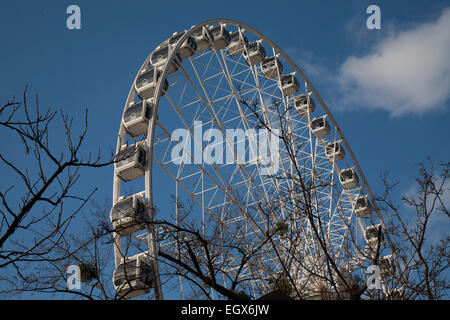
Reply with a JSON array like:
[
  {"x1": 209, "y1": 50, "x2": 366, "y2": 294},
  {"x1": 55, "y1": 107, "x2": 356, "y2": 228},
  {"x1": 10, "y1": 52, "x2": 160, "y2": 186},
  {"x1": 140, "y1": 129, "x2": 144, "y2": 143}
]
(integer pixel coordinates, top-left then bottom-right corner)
[{"x1": 110, "y1": 19, "x2": 400, "y2": 300}]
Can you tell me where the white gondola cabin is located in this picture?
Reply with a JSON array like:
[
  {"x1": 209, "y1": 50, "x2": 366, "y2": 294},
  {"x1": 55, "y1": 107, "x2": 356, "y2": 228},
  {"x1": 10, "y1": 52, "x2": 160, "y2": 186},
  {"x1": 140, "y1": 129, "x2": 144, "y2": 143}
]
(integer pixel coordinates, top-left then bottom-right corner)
[
  {"x1": 293, "y1": 94, "x2": 315, "y2": 115},
  {"x1": 354, "y1": 195, "x2": 372, "y2": 217},
  {"x1": 226, "y1": 30, "x2": 248, "y2": 56},
  {"x1": 261, "y1": 56, "x2": 283, "y2": 79},
  {"x1": 150, "y1": 45, "x2": 182, "y2": 75},
  {"x1": 386, "y1": 288, "x2": 403, "y2": 300},
  {"x1": 168, "y1": 31, "x2": 197, "y2": 59},
  {"x1": 243, "y1": 40, "x2": 266, "y2": 65},
  {"x1": 365, "y1": 224, "x2": 384, "y2": 246},
  {"x1": 110, "y1": 193, "x2": 149, "y2": 235},
  {"x1": 310, "y1": 116, "x2": 331, "y2": 138},
  {"x1": 326, "y1": 141, "x2": 345, "y2": 161},
  {"x1": 208, "y1": 23, "x2": 231, "y2": 50},
  {"x1": 123, "y1": 100, "x2": 152, "y2": 137},
  {"x1": 280, "y1": 73, "x2": 300, "y2": 96},
  {"x1": 135, "y1": 68, "x2": 168, "y2": 100},
  {"x1": 115, "y1": 143, "x2": 147, "y2": 181},
  {"x1": 379, "y1": 255, "x2": 395, "y2": 275},
  {"x1": 191, "y1": 26, "x2": 212, "y2": 52},
  {"x1": 113, "y1": 253, "x2": 153, "y2": 299},
  {"x1": 339, "y1": 168, "x2": 359, "y2": 189}
]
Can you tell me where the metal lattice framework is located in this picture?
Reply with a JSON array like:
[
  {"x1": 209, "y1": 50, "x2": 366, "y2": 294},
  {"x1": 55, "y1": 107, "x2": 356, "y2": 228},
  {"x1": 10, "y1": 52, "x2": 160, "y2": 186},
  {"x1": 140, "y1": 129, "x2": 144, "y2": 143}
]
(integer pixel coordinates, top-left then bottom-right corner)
[{"x1": 111, "y1": 19, "x2": 400, "y2": 300}]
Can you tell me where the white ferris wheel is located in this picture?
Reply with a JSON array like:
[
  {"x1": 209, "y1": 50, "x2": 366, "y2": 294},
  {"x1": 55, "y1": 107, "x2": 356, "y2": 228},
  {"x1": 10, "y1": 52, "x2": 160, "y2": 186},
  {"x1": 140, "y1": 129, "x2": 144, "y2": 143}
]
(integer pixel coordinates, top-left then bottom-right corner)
[{"x1": 110, "y1": 19, "x2": 400, "y2": 300}]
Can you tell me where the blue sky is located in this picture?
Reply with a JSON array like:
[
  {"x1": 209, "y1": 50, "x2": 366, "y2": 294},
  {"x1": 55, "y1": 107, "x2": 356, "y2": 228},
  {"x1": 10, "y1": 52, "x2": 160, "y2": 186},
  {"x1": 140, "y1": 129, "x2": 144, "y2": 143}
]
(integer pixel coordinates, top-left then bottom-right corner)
[{"x1": 0, "y1": 0, "x2": 449, "y2": 298}]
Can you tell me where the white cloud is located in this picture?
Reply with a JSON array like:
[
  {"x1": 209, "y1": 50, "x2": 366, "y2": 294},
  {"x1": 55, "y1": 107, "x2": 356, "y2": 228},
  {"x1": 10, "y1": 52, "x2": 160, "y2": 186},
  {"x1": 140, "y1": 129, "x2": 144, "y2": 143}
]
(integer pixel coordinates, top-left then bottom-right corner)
[{"x1": 337, "y1": 8, "x2": 450, "y2": 116}]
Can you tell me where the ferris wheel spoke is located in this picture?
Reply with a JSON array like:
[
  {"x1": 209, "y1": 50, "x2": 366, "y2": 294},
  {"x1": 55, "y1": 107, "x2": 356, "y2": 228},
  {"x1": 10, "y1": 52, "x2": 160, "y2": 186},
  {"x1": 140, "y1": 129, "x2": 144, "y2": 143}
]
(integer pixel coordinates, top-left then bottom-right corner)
[
  {"x1": 186, "y1": 56, "x2": 279, "y2": 225},
  {"x1": 214, "y1": 49, "x2": 295, "y2": 222},
  {"x1": 155, "y1": 114, "x2": 269, "y2": 247}
]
